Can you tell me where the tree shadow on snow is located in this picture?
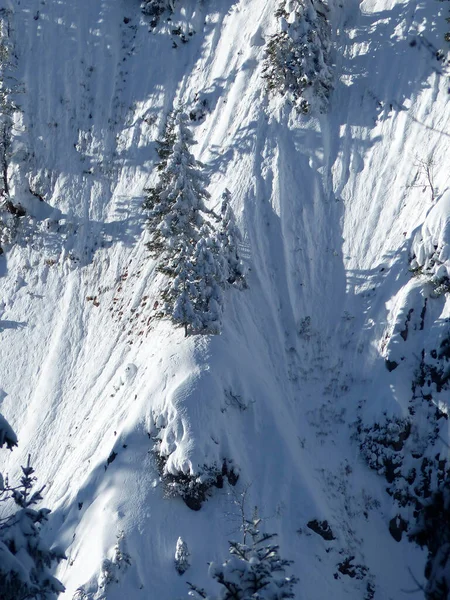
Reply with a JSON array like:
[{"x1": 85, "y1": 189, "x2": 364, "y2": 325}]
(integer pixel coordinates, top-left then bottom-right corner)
[
  {"x1": 0, "y1": 320, "x2": 27, "y2": 331},
  {"x1": 332, "y1": 0, "x2": 450, "y2": 129},
  {"x1": 10, "y1": 196, "x2": 144, "y2": 270},
  {"x1": 237, "y1": 109, "x2": 348, "y2": 341},
  {"x1": 345, "y1": 245, "x2": 412, "y2": 318}
]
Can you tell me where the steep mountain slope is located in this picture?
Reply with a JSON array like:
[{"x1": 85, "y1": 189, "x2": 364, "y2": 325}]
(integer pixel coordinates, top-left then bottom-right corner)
[{"x1": 0, "y1": 0, "x2": 449, "y2": 598}]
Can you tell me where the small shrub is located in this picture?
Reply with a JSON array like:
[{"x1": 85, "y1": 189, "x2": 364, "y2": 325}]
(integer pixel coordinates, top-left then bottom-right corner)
[
  {"x1": 99, "y1": 532, "x2": 131, "y2": 589},
  {"x1": 174, "y1": 537, "x2": 190, "y2": 574},
  {"x1": 188, "y1": 515, "x2": 298, "y2": 599},
  {"x1": 141, "y1": 0, "x2": 174, "y2": 26},
  {"x1": 0, "y1": 452, "x2": 65, "y2": 600}
]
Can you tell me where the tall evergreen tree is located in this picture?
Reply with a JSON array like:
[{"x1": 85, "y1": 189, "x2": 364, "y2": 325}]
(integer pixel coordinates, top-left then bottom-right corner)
[
  {"x1": 144, "y1": 111, "x2": 210, "y2": 258},
  {"x1": 145, "y1": 113, "x2": 242, "y2": 335},
  {"x1": 144, "y1": 114, "x2": 246, "y2": 335}
]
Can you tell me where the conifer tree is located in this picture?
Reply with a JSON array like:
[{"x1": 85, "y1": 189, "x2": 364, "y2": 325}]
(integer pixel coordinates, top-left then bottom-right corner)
[
  {"x1": 263, "y1": 0, "x2": 333, "y2": 114},
  {"x1": 144, "y1": 111, "x2": 210, "y2": 259},
  {"x1": 0, "y1": 415, "x2": 65, "y2": 600},
  {"x1": 218, "y1": 190, "x2": 245, "y2": 287},
  {"x1": 145, "y1": 113, "x2": 221, "y2": 334},
  {"x1": 191, "y1": 232, "x2": 225, "y2": 334},
  {"x1": 144, "y1": 114, "x2": 246, "y2": 335},
  {"x1": 144, "y1": 111, "x2": 214, "y2": 334},
  {"x1": 187, "y1": 515, "x2": 298, "y2": 599}
]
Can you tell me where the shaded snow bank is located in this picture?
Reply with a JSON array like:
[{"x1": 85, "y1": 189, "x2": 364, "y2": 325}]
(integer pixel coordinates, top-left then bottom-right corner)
[{"x1": 412, "y1": 190, "x2": 450, "y2": 283}]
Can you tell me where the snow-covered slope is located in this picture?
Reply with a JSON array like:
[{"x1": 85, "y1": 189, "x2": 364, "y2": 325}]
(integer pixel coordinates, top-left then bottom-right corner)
[{"x1": 1, "y1": 0, "x2": 450, "y2": 598}]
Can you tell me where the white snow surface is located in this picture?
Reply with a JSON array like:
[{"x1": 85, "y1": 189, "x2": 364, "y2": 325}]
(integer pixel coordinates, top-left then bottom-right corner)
[
  {"x1": 412, "y1": 190, "x2": 450, "y2": 274},
  {"x1": 0, "y1": 0, "x2": 449, "y2": 598}
]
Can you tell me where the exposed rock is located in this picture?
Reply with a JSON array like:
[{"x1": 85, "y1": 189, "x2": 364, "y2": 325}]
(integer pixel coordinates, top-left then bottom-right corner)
[
  {"x1": 389, "y1": 515, "x2": 408, "y2": 542},
  {"x1": 307, "y1": 519, "x2": 335, "y2": 541}
]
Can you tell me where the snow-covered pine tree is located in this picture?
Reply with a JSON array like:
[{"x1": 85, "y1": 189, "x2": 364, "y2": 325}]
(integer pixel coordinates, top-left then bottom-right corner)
[
  {"x1": 99, "y1": 531, "x2": 132, "y2": 590},
  {"x1": 162, "y1": 239, "x2": 204, "y2": 336},
  {"x1": 218, "y1": 190, "x2": 246, "y2": 287},
  {"x1": 144, "y1": 111, "x2": 210, "y2": 259},
  {"x1": 191, "y1": 231, "x2": 226, "y2": 334},
  {"x1": 144, "y1": 115, "x2": 247, "y2": 334},
  {"x1": 187, "y1": 515, "x2": 298, "y2": 599},
  {"x1": 263, "y1": 0, "x2": 333, "y2": 114},
  {"x1": 0, "y1": 416, "x2": 65, "y2": 600},
  {"x1": 145, "y1": 112, "x2": 227, "y2": 335}
]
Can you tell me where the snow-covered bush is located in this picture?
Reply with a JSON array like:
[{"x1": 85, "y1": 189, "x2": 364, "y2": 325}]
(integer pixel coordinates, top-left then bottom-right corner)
[
  {"x1": 144, "y1": 112, "x2": 244, "y2": 335},
  {"x1": 189, "y1": 93, "x2": 209, "y2": 122},
  {"x1": 175, "y1": 537, "x2": 190, "y2": 574},
  {"x1": 263, "y1": 0, "x2": 333, "y2": 114},
  {"x1": 0, "y1": 198, "x2": 26, "y2": 252},
  {"x1": 414, "y1": 333, "x2": 450, "y2": 395},
  {"x1": 357, "y1": 399, "x2": 450, "y2": 505},
  {"x1": 0, "y1": 421, "x2": 65, "y2": 600},
  {"x1": 153, "y1": 442, "x2": 238, "y2": 510},
  {"x1": 187, "y1": 516, "x2": 298, "y2": 599},
  {"x1": 99, "y1": 532, "x2": 131, "y2": 589},
  {"x1": 358, "y1": 411, "x2": 450, "y2": 596},
  {"x1": 141, "y1": 0, "x2": 174, "y2": 26},
  {"x1": 410, "y1": 480, "x2": 450, "y2": 600},
  {"x1": 358, "y1": 415, "x2": 411, "y2": 484}
]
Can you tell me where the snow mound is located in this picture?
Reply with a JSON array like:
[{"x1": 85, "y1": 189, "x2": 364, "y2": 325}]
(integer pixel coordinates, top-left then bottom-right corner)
[{"x1": 412, "y1": 190, "x2": 450, "y2": 282}]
